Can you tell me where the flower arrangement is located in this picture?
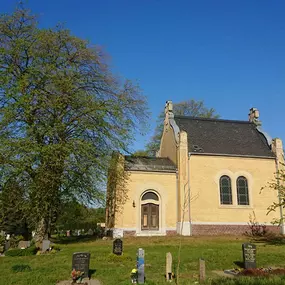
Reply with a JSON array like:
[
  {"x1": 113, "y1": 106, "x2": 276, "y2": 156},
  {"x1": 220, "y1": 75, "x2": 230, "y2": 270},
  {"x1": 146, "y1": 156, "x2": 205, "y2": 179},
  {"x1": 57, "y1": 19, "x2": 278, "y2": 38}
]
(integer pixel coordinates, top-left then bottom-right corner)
[
  {"x1": 130, "y1": 268, "x2": 138, "y2": 284},
  {"x1": 71, "y1": 269, "x2": 85, "y2": 283}
]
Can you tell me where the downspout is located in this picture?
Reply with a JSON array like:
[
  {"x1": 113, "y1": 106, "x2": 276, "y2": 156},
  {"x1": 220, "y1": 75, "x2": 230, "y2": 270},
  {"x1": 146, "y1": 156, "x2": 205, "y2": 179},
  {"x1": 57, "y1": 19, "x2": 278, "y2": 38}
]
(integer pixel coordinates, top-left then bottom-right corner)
[
  {"x1": 188, "y1": 152, "x2": 192, "y2": 235},
  {"x1": 275, "y1": 156, "x2": 285, "y2": 235}
]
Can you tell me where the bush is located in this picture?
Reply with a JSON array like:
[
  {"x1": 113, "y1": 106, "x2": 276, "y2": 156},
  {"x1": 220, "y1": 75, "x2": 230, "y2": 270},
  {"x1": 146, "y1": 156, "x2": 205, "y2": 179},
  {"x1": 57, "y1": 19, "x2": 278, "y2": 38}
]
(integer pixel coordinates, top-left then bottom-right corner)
[
  {"x1": 245, "y1": 212, "x2": 267, "y2": 237},
  {"x1": 5, "y1": 246, "x2": 37, "y2": 257}
]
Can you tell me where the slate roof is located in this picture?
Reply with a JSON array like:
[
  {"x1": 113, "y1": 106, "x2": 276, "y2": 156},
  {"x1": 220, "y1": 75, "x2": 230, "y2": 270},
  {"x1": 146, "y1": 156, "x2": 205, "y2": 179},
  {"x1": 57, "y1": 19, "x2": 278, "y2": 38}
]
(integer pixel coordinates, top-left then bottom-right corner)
[
  {"x1": 174, "y1": 116, "x2": 274, "y2": 157},
  {"x1": 125, "y1": 156, "x2": 176, "y2": 172}
]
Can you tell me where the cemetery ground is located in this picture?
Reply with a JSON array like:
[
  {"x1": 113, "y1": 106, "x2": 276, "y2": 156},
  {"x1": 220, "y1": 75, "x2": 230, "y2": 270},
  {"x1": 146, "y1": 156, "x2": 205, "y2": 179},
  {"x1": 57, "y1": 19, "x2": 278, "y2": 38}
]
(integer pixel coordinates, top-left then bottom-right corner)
[{"x1": 2, "y1": 235, "x2": 285, "y2": 285}]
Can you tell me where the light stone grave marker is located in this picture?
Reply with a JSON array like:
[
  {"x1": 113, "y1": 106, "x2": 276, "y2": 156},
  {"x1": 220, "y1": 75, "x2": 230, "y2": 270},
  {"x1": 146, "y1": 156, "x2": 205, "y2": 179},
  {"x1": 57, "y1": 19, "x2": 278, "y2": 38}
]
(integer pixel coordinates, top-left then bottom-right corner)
[
  {"x1": 166, "y1": 252, "x2": 173, "y2": 281},
  {"x1": 199, "y1": 258, "x2": 206, "y2": 283},
  {"x1": 18, "y1": 240, "x2": 31, "y2": 249},
  {"x1": 42, "y1": 240, "x2": 51, "y2": 252}
]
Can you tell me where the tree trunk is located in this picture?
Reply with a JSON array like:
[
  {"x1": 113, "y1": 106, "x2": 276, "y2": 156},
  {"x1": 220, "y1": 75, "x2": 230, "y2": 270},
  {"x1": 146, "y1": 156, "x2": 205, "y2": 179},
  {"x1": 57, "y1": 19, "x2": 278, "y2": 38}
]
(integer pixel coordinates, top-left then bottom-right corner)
[{"x1": 34, "y1": 218, "x2": 48, "y2": 248}]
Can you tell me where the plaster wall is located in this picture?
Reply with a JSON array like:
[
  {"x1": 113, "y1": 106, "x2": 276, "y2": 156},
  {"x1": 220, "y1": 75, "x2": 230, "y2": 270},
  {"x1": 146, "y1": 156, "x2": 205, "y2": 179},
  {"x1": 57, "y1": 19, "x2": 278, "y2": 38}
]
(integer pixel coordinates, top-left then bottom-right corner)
[
  {"x1": 188, "y1": 155, "x2": 279, "y2": 224},
  {"x1": 114, "y1": 171, "x2": 177, "y2": 235}
]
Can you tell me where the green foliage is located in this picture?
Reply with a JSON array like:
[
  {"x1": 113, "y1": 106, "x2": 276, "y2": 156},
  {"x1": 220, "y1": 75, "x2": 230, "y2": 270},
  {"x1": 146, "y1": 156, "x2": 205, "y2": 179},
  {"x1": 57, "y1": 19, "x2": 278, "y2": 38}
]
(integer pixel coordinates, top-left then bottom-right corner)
[
  {"x1": 0, "y1": 7, "x2": 147, "y2": 241},
  {"x1": 9, "y1": 235, "x2": 24, "y2": 248},
  {"x1": 132, "y1": 150, "x2": 150, "y2": 157},
  {"x1": 55, "y1": 201, "x2": 105, "y2": 231},
  {"x1": 11, "y1": 264, "x2": 32, "y2": 273},
  {"x1": 265, "y1": 166, "x2": 285, "y2": 224},
  {"x1": 0, "y1": 235, "x2": 5, "y2": 245},
  {"x1": 5, "y1": 246, "x2": 37, "y2": 257},
  {"x1": 145, "y1": 99, "x2": 219, "y2": 156},
  {"x1": 0, "y1": 179, "x2": 30, "y2": 237}
]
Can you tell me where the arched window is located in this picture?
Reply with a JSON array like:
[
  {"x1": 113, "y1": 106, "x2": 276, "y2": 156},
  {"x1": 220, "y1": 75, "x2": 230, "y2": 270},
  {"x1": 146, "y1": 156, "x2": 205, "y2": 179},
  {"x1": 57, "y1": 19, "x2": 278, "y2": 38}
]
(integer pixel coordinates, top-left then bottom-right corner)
[
  {"x1": 142, "y1": 192, "x2": 159, "y2": 201},
  {"x1": 237, "y1": 176, "x2": 249, "y2": 205},
  {"x1": 219, "y1": 176, "x2": 232, "y2": 205}
]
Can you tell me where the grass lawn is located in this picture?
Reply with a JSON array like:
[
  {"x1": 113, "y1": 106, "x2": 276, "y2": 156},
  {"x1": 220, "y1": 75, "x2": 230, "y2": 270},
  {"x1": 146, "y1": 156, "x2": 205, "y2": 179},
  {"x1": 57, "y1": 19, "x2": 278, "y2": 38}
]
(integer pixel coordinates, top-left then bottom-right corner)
[{"x1": 2, "y1": 235, "x2": 285, "y2": 285}]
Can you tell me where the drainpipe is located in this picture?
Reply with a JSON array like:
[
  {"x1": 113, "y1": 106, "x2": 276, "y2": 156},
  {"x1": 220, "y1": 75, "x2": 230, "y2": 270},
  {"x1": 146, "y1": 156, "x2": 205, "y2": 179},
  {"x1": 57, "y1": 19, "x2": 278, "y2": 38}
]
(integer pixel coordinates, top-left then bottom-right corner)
[
  {"x1": 188, "y1": 152, "x2": 192, "y2": 235},
  {"x1": 275, "y1": 156, "x2": 285, "y2": 235}
]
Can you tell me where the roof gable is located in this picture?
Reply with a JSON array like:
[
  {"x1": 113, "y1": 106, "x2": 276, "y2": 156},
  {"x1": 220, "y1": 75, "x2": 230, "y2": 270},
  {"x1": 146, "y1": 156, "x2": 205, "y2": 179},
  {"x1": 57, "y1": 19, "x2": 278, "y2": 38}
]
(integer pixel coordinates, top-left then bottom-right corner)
[{"x1": 174, "y1": 116, "x2": 274, "y2": 157}]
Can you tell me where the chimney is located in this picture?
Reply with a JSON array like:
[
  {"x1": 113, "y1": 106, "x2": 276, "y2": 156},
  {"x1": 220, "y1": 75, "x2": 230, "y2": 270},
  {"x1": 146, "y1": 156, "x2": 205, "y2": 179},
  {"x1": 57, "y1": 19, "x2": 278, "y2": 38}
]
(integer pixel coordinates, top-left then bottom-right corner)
[
  {"x1": 165, "y1": 100, "x2": 173, "y2": 114},
  {"x1": 248, "y1": 107, "x2": 261, "y2": 126}
]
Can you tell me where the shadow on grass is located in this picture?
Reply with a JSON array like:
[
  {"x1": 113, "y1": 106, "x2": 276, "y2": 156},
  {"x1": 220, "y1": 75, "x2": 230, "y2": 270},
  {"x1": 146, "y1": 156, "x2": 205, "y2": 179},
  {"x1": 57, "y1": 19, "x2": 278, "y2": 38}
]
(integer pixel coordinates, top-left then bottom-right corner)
[
  {"x1": 89, "y1": 269, "x2": 96, "y2": 278},
  {"x1": 234, "y1": 261, "x2": 244, "y2": 268},
  {"x1": 51, "y1": 235, "x2": 100, "y2": 244}
]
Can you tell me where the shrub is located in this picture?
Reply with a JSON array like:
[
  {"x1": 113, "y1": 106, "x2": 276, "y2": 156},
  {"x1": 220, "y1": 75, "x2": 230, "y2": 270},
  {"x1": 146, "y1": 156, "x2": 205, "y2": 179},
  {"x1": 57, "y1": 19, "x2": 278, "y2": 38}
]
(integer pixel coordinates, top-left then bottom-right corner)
[
  {"x1": 5, "y1": 246, "x2": 37, "y2": 257},
  {"x1": 245, "y1": 212, "x2": 267, "y2": 237}
]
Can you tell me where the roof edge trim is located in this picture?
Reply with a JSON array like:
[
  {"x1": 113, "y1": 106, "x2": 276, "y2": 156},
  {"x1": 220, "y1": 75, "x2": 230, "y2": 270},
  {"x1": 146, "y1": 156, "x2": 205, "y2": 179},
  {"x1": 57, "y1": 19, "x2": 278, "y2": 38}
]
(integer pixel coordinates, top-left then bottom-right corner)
[
  {"x1": 169, "y1": 113, "x2": 180, "y2": 144},
  {"x1": 175, "y1": 115, "x2": 253, "y2": 124},
  {"x1": 125, "y1": 169, "x2": 177, "y2": 173},
  {"x1": 256, "y1": 126, "x2": 273, "y2": 147},
  {"x1": 189, "y1": 152, "x2": 275, "y2": 159}
]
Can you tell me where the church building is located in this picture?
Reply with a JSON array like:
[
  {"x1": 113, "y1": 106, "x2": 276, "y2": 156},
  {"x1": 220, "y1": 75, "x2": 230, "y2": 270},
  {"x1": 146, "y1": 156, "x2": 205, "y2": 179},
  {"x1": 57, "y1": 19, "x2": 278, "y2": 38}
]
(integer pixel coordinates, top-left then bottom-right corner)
[{"x1": 106, "y1": 101, "x2": 284, "y2": 237}]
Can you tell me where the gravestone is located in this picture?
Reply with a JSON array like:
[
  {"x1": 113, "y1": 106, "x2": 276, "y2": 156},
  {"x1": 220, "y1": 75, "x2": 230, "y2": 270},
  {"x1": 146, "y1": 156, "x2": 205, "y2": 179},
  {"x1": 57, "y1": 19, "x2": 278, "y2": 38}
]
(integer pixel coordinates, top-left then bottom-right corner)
[
  {"x1": 4, "y1": 240, "x2": 10, "y2": 252},
  {"x1": 42, "y1": 240, "x2": 51, "y2": 252},
  {"x1": 113, "y1": 239, "x2": 123, "y2": 255},
  {"x1": 87, "y1": 229, "x2": 94, "y2": 236},
  {"x1": 199, "y1": 258, "x2": 206, "y2": 283},
  {"x1": 72, "y1": 252, "x2": 90, "y2": 278},
  {"x1": 166, "y1": 252, "x2": 172, "y2": 281},
  {"x1": 242, "y1": 243, "x2": 256, "y2": 269},
  {"x1": 18, "y1": 240, "x2": 31, "y2": 249},
  {"x1": 137, "y1": 248, "x2": 145, "y2": 284}
]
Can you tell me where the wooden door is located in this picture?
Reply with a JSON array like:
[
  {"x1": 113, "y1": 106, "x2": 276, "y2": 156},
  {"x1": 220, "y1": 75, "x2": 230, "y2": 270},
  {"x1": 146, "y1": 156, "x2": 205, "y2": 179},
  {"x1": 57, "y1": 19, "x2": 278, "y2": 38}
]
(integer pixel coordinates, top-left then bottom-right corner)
[{"x1": 141, "y1": 203, "x2": 159, "y2": 231}]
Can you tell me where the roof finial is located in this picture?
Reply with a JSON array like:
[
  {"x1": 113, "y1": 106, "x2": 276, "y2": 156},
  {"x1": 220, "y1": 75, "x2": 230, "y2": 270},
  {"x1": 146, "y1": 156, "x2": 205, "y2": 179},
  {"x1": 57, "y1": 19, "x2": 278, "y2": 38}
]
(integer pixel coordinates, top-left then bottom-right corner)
[{"x1": 249, "y1": 107, "x2": 261, "y2": 126}]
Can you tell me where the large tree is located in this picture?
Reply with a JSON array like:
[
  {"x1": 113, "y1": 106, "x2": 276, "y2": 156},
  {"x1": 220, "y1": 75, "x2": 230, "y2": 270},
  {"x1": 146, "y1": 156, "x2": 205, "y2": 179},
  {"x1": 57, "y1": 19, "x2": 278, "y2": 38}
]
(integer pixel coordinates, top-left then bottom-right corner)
[
  {"x1": 146, "y1": 99, "x2": 219, "y2": 156},
  {"x1": 0, "y1": 8, "x2": 147, "y2": 243},
  {"x1": 0, "y1": 178, "x2": 30, "y2": 239}
]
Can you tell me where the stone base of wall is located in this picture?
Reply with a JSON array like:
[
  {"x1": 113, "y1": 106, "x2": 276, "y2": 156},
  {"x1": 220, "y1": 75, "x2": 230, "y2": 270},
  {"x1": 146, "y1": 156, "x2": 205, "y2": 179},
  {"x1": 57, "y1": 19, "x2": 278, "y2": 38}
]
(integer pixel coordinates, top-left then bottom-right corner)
[
  {"x1": 124, "y1": 231, "x2": 136, "y2": 237},
  {"x1": 192, "y1": 224, "x2": 280, "y2": 236},
  {"x1": 122, "y1": 225, "x2": 280, "y2": 237},
  {"x1": 123, "y1": 230, "x2": 178, "y2": 236},
  {"x1": 166, "y1": 230, "x2": 177, "y2": 236}
]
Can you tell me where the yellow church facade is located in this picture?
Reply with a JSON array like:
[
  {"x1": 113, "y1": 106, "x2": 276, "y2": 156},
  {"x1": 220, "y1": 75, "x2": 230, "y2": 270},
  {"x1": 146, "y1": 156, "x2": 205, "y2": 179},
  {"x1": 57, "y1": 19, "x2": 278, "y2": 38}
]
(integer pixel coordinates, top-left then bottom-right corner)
[{"x1": 106, "y1": 101, "x2": 284, "y2": 237}]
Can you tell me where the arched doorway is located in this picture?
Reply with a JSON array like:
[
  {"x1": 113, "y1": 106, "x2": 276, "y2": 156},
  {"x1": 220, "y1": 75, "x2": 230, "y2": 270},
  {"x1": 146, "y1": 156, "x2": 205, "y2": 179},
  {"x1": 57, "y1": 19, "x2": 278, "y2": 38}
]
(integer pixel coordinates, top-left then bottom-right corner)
[{"x1": 141, "y1": 191, "x2": 159, "y2": 231}]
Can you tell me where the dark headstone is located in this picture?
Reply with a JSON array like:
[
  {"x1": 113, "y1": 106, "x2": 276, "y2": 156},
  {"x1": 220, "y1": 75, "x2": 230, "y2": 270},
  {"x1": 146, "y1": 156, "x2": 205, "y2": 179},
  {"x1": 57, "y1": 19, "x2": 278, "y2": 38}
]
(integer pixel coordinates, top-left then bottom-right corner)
[
  {"x1": 113, "y1": 239, "x2": 123, "y2": 255},
  {"x1": 242, "y1": 243, "x2": 256, "y2": 269},
  {"x1": 42, "y1": 240, "x2": 51, "y2": 252},
  {"x1": 137, "y1": 248, "x2": 145, "y2": 284},
  {"x1": 72, "y1": 252, "x2": 90, "y2": 278},
  {"x1": 18, "y1": 241, "x2": 31, "y2": 249}
]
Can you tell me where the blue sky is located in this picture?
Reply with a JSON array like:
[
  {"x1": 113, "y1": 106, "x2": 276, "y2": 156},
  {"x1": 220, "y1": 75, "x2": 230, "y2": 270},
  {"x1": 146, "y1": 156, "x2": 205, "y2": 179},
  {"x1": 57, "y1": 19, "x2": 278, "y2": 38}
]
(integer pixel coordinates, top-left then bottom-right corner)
[{"x1": 2, "y1": 0, "x2": 285, "y2": 152}]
